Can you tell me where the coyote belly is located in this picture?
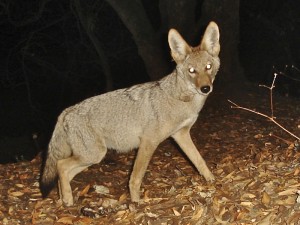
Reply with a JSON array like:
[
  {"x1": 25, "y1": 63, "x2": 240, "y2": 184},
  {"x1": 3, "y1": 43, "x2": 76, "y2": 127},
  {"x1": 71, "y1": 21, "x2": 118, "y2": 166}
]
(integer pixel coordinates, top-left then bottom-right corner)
[{"x1": 41, "y1": 21, "x2": 221, "y2": 206}]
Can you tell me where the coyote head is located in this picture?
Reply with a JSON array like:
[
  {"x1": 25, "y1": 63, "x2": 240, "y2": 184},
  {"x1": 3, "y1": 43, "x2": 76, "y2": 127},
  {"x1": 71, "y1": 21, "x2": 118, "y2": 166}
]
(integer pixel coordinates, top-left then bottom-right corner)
[{"x1": 168, "y1": 22, "x2": 220, "y2": 96}]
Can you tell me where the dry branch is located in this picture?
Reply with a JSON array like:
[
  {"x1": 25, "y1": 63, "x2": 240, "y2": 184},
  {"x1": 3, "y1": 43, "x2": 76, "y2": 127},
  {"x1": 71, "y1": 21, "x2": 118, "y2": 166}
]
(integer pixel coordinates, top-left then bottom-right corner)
[{"x1": 228, "y1": 72, "x2": 300, "y2": 141}]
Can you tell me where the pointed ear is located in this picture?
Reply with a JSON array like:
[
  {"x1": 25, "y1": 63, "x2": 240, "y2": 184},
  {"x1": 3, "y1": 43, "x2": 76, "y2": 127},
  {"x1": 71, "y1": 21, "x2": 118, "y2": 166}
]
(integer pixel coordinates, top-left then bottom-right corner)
[
  {"x1": 200, "y1": 21, "x2": 220, "y2": 56},
  {"x1": 168, "y1": 29, "x2": 192, "y2": 63}
]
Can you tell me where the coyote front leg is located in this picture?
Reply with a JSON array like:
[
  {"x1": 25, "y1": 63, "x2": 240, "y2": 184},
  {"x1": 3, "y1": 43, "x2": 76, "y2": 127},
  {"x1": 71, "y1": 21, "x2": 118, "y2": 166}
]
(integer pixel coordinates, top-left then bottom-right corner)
[
  {"x1": 129, "y1": 138, "x2": 158, "y2": 202},
  {"x1": 172, "y1": 128, "x2": 215, "y2": 181}
]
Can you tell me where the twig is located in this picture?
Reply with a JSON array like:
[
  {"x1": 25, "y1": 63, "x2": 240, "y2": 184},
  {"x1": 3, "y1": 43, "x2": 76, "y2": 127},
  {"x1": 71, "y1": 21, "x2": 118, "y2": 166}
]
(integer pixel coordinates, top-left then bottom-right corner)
[
  {"x1": 269, "y1": 133, "x2": 293, "y2": 145},
  {"x1": 228, "y1": 72, "x2": 300, "y2": 142},
  {"x1": 228, "y1": 99, "x2": 299, "y2": 141},
  {"x1": 292, "y1": 65, "x2": 300, "y2": 73},
  {"x1": 259, "y1": 73, "x2": 277, "y2": 118},
  {"x1": 274, "y1": 65, "x2": 300, "y2": 82},
  {"x1": 175, "y1": 165, "x2": 186, "y2": 176}
]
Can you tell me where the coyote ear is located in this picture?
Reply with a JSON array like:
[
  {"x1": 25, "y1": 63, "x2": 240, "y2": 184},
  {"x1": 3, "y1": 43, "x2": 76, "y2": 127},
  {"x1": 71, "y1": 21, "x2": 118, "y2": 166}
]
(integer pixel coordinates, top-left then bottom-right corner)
[
  {"x1": 200, "y1": 21, "x2": 220, "y2": 57},
  {"x1": 168, "y1": 29, "x2": 192, "y2": 63}
]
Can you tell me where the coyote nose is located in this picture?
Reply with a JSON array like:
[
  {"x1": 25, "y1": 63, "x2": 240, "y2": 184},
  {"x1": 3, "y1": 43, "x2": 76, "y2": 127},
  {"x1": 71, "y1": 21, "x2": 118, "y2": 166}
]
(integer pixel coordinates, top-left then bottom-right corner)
[{"x1": 200, "y1": 85, "x2": 211, "y2": 94}]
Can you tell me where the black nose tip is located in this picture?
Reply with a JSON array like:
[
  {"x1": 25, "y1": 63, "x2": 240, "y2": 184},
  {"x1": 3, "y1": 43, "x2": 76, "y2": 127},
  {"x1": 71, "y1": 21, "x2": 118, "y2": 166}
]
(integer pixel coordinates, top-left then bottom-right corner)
[{"x1": 200, "y1": 85, "x2": 211, "y2": 94}]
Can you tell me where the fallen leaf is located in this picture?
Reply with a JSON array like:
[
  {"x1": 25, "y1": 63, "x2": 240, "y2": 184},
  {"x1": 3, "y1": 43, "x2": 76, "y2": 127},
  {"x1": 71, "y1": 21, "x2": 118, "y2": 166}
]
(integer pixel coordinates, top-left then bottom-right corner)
[
  {"x1": 275, "y1": 195, "x2": 296, "y2": 205},
  {"x1": 191, "y1": 205, "x2": 205, "y2": 220},
  {"x1": 57, "y1": 216, "x2": 74, "y2": 224},
  {"x1": 93, "y1": 185, "x2": 109, "y2": 195},
  {"x1": 102, "y1": 198, "x2": 118, "y2": 208},
  {"x1": 262, "y1": 191, "x2": 271, "y2": 206},
  {"x1": 241, "y1": 192, "x2": 256, "y2": 200},
  {"x1": 278, "y1": 188, "x2": 297, "y2": 196},
  {"x1": 257, "y1": 212, "x2": 275, "y2": 225},
  {"x1": 145, "y1": 212, "x2": 159, "y2": 218},
  {"x1": 240, "y1": 201, "x2": 254, "y2": 208},
  {"x1": 79, "y1": 184, "x2": 90, "y2": 196},
  {"x1": 15, "y1": 184, "x2": 24, "y2": 188},
  {"x1": 172, "y1": 208, "x2": 181, "y2": 216},
  {"x1": 10, "y1": 191, "x2": 24, "y2": 197},
  {"x1": 119, "y1": 193, "x2": 127, "y2": 203}
]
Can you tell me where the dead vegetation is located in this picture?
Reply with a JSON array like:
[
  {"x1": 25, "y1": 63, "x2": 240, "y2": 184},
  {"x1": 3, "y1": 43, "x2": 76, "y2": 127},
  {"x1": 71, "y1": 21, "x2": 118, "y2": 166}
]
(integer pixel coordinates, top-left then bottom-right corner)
[{"x1": 1, "y1": 84, "x2": 300, "y2": 225}]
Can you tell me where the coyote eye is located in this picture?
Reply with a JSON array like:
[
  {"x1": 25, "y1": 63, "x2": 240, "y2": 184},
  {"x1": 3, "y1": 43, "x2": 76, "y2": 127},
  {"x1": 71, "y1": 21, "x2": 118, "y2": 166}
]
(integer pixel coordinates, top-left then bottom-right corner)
[
  {"x1": 189, "y1": 67, "x2": 196, "y2": 73},
  {"x1": 205, "y1": 64, "x2": 212, "y2": 70}
]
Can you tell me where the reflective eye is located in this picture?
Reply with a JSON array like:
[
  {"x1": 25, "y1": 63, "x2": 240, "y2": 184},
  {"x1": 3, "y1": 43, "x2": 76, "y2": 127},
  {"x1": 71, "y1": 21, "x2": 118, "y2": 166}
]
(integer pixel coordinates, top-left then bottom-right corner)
[
  {"x1": 206, "y1": 64, "x2": 212, "y2": 70},
  {"x1": 189, "y1": 67, "x2": 195, "y2": 73}
]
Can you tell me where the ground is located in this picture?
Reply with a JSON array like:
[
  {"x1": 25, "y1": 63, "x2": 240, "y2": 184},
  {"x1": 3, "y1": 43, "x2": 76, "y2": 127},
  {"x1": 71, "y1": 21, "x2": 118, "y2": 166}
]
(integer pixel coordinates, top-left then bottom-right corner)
[{"x1": 0, "y1": 83, "x2": 300, "y2": 225}]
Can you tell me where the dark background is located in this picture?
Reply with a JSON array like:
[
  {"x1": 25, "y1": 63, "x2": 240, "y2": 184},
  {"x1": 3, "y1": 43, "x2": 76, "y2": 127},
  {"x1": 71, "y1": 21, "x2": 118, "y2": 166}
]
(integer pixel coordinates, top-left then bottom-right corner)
[{"x1": 0, "y1": 0, "x2": 299, "y2": 163}]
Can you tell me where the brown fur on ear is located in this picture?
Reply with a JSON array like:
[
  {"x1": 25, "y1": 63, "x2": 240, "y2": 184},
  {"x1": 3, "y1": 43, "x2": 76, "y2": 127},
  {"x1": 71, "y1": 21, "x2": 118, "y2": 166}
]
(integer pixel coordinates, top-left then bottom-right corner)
[
  {"x1": 168, "y1": 29, "x2": 192, "y2": 63},
  {"x1": 200, "y1": 21, "x2": 220, "y2": 57}
]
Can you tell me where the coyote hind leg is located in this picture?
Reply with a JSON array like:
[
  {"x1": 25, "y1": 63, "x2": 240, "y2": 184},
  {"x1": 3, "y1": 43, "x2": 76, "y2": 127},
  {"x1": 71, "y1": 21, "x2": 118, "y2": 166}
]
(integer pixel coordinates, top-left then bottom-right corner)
[{"x1": 57, "y1": 130, "x2": 107, "y2": 206}]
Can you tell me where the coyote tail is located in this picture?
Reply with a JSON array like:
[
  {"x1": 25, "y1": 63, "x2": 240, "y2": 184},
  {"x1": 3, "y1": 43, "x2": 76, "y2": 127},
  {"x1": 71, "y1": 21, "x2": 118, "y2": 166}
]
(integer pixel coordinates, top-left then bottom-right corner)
[
  {"x1": 40, "y1": 114, "x2": 70, "y2": 197},
  {"x1": 40, "y1": 145, "x2": 58, "y2": 197}
]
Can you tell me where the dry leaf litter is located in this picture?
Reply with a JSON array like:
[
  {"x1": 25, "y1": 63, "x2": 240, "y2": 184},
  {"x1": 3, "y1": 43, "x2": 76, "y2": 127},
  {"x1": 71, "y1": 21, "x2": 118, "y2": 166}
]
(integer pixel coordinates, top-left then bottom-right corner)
[{"x1": 0, "y1": 87, "x2": 300, "y2": 224}]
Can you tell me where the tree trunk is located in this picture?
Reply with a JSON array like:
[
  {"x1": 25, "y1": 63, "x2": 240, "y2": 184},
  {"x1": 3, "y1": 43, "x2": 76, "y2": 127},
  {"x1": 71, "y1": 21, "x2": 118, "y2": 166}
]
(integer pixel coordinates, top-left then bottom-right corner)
[
  {"x1": 73, "y1": 0, "x2": 113, "y2": 91},
  {"x1": 201, "y1": 0, "x2": 244, "y2": 84},
  {"x1": 159, "y1": 0, "x2": 197, "y2": 43},
  {"x1": 105, "y1": 0, "x2": 169, "y2": 80}
]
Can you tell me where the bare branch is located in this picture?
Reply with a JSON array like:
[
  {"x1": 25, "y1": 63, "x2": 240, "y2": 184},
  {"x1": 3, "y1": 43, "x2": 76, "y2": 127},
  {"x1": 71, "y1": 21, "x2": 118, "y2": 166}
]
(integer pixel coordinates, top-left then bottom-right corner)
[
  {"x1": 274, "y1": 65, "x2": 300, "y2": 82},
  {"x1": 259, "y1": 73, "x2": 277, "y2": 118},
  {"x1": 269, "y1": 133, "x2": 294, "y2": 145},
  {"x1": 228, "y1": 72, "x2": 300, "y2": 141},
  {"x1": 228, "y1": 99, "x2": 300, "y2": 141},
  {"x1": 292, "y1": 65, "x2": 300, "y2": 73}
]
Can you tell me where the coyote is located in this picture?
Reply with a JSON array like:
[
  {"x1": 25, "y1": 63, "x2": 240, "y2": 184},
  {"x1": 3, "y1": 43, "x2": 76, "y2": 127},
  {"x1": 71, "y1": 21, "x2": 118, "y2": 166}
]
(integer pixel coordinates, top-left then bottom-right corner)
[{"x1": 41, "y1": 22, "x2": 220, "y2": 206}]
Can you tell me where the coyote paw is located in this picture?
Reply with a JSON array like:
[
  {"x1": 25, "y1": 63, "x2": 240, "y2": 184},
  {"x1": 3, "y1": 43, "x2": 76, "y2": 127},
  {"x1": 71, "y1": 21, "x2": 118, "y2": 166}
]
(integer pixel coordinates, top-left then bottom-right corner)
[
  {"x1": 204, "y1": 172, "x2": 215, "y2": 182},
  {"x1": 129, "y1": 182, "x2": 141, "y2": 203},
  {"x1": 62, "y1": 197, "x2": 74, "y2": 207},
  {"x1": 130, "y1": 193, "x2": 140, "y2": 203}
]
